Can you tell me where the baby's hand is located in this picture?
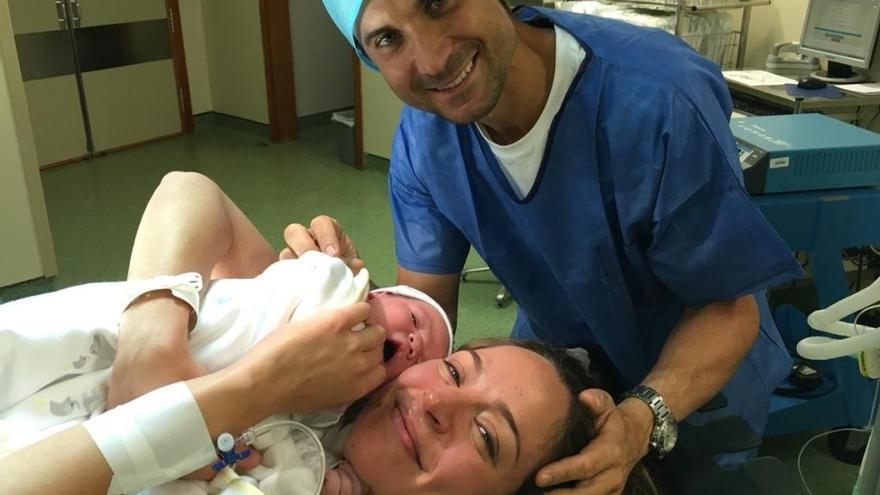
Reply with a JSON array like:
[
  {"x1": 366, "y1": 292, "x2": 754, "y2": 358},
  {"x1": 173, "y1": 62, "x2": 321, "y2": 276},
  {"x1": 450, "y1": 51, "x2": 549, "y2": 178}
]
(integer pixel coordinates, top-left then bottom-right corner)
[{"x1": 322, "y1": 461, "x2": 366, "y2": 495}]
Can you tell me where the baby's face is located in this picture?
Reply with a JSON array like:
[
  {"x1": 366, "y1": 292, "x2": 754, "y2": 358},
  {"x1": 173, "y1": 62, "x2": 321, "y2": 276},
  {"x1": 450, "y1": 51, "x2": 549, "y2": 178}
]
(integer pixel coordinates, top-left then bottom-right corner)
[{"x1": 366, "y1": 292, "x2": 450, "y2": 380}]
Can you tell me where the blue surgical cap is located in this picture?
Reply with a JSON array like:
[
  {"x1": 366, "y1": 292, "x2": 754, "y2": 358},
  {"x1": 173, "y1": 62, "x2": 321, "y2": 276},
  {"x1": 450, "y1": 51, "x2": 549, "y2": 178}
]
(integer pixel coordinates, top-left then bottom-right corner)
[{"x1": 322, "y1": 0, "x2": 378, "y2": 70}]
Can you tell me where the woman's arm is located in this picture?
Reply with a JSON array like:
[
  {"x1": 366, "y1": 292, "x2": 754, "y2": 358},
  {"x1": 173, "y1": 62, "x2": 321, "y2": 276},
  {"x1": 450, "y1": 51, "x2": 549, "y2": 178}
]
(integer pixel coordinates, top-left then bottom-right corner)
[
  {"x1": 2, "y1": 304, "x2": 387, "y2": 495},
  {"x1": 0, "y1": 424, "x2": 112, "y2": 494},
  {"x1": 0, "y1": 371, "x2": 251, "y2": 495}
]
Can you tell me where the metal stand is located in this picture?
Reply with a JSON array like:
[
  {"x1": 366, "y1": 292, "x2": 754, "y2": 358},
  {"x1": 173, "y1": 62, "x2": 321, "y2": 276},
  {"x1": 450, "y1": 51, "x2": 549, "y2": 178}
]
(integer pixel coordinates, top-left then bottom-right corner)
[
  {"x1": 461, "y1": 267, "x2": 510, "y2": 307},
  {"x1": 856, "y1": 405, "x2": 880, "y2": 494},
  {"x1": 561, "y1": 0, "x2": 774, "y2": 69}
]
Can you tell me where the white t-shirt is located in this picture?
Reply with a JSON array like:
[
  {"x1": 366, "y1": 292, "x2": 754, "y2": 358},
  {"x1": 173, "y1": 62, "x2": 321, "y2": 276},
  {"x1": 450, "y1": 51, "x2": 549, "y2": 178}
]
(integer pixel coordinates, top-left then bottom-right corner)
[{"x1": 479, "y1": 26, "x2": 587, "y2": 200}]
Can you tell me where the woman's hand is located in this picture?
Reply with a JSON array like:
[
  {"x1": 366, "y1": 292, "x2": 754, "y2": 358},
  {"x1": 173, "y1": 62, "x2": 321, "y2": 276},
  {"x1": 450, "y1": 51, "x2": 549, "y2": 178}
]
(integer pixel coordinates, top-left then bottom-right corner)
[
  {"x1": 233, "y1": 302, "x2": 387, "y2": 415},
  {"x1": 280, "y1": 216, "x2": 364, "y2": 274}
]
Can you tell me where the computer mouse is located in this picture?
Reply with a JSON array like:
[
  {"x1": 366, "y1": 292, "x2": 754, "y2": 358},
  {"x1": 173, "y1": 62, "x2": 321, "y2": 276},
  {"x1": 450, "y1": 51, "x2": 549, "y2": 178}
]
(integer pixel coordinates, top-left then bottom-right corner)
[{"x1": 797, "y1": 76, "x2": 828, "y2": 90}]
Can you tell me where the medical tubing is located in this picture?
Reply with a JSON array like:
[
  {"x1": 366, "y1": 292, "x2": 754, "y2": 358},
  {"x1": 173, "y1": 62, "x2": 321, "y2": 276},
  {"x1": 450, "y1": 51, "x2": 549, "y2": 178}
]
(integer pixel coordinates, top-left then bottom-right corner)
[
  {"x1": 857, "y1": 303, "x2": 880, "y2": 427},
  {"x1": 854, "y1": 304, "x2": 880, "y2": 335},
  {"x1": 800, "y1": 302, "x2": 880, "y2": 361},
  {"x1": 868, "y1": 379, "x2": 880, "y2": 436},
  {"x1": 797, "y1": 427, "x2": 866, "y2": 495},
  {"x1": 236, "y1": 420, "x2": 327, "y2": 494},
  {"x1": 820, "y1": 320, "x2": 874, "y2": 338},
  {"x1": 83, "y1": 382, "x2": 217, "y2": 495},
  {"x1": 797, "y1": 380, "x2": 880, "y2": 495},
  {"x1": 797, "y1": 332, "x2": 880, "y2": 361},
  {"x1": 808, "y1": 277, "x2": 880, "y2": 331},
  {"x1": 857, "y1": 382, "x2": 880, "y2": 495}
]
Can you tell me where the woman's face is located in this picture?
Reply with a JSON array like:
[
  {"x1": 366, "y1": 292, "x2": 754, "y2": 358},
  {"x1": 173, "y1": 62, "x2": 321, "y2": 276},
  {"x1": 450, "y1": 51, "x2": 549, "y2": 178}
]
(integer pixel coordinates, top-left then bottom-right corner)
[{"x1": 344, "y1": 345, "x2": 570, "y2": 494}]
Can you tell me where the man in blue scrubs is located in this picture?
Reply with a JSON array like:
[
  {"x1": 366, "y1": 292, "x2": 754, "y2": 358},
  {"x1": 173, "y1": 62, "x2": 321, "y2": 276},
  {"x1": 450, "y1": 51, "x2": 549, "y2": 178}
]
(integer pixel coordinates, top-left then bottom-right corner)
[{"x1": 285, "y1": 1, "x2": 804, "y2": 493}]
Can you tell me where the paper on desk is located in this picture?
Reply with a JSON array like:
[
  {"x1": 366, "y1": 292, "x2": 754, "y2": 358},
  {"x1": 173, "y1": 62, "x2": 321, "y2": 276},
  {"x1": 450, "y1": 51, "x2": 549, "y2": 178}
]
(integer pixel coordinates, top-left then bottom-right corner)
[
  {"x1": 723, "y1": 70, "x2": 798, "y2": 87},
  {"x1": 839, "y1": 82, "x2": 880, "y2": 95}
]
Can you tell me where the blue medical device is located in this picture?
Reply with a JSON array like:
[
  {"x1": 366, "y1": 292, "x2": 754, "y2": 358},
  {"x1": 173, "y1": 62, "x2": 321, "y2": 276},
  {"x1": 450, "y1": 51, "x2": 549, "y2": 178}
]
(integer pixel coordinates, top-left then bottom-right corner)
[
  {"x1": 740, "y1": 114, "x2": 880, "y2": 482},
  {"x1": 732, "y1": 114, "x2": 880, "y2": 194}
]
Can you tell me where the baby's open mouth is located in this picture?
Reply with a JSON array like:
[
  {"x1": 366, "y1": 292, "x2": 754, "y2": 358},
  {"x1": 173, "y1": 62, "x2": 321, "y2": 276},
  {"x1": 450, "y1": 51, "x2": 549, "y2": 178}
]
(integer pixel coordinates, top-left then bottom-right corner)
[{"x1": 384, "y1": 340, "x2": 397, "y2": 362}]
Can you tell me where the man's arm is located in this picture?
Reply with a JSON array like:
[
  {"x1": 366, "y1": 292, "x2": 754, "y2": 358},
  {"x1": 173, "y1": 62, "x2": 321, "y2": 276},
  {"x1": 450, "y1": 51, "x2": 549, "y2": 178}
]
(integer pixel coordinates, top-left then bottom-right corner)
[
  {"x1": 616, "y1": 294, "x2": 760, "y2": 460},
  {"x1": 640, "y1": 294, "x2": 760, "y2": 425},
  {"x1": 538, "y1": 294, "x2": 760, "y2": 494},
  {"x1": 397, "y1": 267, "x2": 462, "y2": 331}
]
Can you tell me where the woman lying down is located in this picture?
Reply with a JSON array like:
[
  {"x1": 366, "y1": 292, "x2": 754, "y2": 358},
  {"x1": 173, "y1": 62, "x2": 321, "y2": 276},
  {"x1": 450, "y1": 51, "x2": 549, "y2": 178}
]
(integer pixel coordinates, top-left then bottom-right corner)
[
  {"x1": 0, "y1": 173, "x2": 600, "y2": 495},
  {"x1": 0, "y1": 256, "x2": 455, "y2": 493}
]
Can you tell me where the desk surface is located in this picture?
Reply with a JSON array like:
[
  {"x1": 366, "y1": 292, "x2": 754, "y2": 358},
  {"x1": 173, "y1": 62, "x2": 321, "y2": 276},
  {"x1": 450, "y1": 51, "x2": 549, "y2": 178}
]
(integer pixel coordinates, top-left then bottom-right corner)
[{"x1": 726, "y1": 78, "x2": 880, "y2": 111}]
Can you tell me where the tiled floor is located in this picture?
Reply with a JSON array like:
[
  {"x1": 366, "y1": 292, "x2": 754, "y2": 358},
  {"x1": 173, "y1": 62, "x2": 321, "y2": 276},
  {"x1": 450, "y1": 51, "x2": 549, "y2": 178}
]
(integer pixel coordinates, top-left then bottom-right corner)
[{"x1": 1, "y1": 114, "x2": 863, "y2": 494}]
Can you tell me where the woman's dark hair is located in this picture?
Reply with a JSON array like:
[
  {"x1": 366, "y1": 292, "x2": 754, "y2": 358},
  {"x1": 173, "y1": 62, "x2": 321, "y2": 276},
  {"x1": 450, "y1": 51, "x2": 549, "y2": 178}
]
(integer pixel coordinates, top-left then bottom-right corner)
[
  {"x1": 459, "y1": 338, "x2": 660, "y2": 495},
  {"x1": 457, "y1": 338, "x2": 598, "y2": 495}
]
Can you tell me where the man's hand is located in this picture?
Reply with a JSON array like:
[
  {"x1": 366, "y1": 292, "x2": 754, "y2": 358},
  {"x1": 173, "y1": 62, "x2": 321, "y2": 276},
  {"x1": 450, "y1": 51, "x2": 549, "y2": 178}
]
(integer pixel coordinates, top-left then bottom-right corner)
[
  {"x1": 280, "y1": 216, "x2": 364, "y2": 274},
  {"x1": 233, "y1": 302, "x2": 387, "y2": 415},
  {"x1": 107, "y1": 291, "x2": 204, "y2": 410},
  {"x1": 322, "y1": 461, "x2": 367, "y2": 495},
  {"x1": 536, "y1": 390, "x2": 653, "y2": 495}
]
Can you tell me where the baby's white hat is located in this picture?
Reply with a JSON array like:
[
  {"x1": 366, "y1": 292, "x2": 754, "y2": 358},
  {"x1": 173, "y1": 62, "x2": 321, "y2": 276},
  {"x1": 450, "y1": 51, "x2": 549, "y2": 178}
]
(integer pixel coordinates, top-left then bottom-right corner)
[{"x1": 370, "y1": 285, "x2": 454, "y2": 356}]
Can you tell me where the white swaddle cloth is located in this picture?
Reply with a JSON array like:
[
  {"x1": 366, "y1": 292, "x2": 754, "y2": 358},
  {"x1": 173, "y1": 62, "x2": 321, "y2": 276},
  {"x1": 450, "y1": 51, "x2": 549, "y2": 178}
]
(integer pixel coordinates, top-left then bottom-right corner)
[{"x1": 0, "y1": 252, "x2": 370, "y2": 494}]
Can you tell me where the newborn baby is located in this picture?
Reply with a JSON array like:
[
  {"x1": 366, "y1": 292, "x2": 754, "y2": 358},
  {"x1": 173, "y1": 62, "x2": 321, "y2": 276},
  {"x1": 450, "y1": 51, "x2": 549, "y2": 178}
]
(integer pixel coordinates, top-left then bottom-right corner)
[
  {"x1": 0, "y1": 252, "x2": 453, "y2": 494},
  {"x1": 368, "y1": 285, "x2": 452, "y2": 379}
]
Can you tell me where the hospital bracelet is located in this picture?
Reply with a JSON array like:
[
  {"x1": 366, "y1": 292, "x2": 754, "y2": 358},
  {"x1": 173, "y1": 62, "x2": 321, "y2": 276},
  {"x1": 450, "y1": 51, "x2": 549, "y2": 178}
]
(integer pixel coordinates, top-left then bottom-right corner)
[
  {"x1": 121, "y1": 272, "x2": 204, "y2": 331},
  {"x1": 83, "y1": 382, "x2": 217, "y2": 494}
]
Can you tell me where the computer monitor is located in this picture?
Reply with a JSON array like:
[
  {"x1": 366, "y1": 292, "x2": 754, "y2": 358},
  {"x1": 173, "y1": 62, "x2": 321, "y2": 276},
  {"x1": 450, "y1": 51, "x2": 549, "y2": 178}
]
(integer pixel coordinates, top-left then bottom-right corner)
[{"x1": 799, "y1": 0, "x2": 880, "y2": 83}]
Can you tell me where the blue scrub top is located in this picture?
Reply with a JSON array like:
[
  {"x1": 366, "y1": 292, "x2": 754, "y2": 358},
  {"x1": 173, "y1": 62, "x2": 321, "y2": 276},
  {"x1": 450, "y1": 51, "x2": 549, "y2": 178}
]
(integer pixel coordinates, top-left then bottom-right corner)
[{"x1": 389, "y1": 7, "x2": 802, "y2": 429}]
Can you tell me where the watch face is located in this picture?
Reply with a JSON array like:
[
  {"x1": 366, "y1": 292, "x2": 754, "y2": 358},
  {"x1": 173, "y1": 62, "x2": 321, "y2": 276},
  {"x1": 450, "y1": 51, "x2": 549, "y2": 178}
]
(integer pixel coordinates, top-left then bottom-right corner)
[{"x1": 659, "y1": 420, "x2": 678, "y2": 454}]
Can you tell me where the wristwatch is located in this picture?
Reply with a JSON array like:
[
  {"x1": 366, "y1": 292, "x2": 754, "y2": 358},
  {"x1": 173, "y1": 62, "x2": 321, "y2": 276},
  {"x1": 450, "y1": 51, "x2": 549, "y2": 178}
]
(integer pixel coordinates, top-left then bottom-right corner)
[{"x1": 622, "y1": 385, "x2": 678, "y2": 458}]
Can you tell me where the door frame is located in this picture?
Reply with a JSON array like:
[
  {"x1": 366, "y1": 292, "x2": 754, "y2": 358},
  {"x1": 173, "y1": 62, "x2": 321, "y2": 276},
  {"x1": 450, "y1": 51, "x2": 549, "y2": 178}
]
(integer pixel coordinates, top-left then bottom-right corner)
[
  {"x1": 169, "y1": 0, "x2": 298, "y2": 142},
  {"x1": 166, "y1": 0, "x2": 193, "y2": 134},
  {"x1": 353, "y1": 51, "x2": 364, "y2": 169},
  {"x1": 259, "y1": 0, "x2": 297, "y2": 142}
]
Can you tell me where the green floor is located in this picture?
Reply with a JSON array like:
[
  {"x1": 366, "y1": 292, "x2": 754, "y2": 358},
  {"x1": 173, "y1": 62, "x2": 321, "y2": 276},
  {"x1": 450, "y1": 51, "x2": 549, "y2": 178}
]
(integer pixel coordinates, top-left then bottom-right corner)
[{"x1": 0, "y1": 114, "x2": 863, "y2": 494}]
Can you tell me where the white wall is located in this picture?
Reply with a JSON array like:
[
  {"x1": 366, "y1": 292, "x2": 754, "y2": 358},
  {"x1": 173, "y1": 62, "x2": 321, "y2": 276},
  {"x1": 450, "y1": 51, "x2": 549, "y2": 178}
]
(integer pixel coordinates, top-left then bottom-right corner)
[
  {"x1": 744, "y1": 0, "x2": 809, "y2": 69},
  {"x1": 179, "y1": 0, "x2": 213, "y2": 115},
  {"x1": 0, "y1": 0, "x2": 56, "y2": 287},
  {"x1": 181, "y1": 0, "x2": 353, "y2": 122},
  {"x1": 289, "y1": 0, "x2": 353, "y2": 117},
  {"x1": 362, "y1": 65, "x2": 402, "y2": 159},
  {"x1": 202, "y1": 0, "x2": 269, "y2": 124}
]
